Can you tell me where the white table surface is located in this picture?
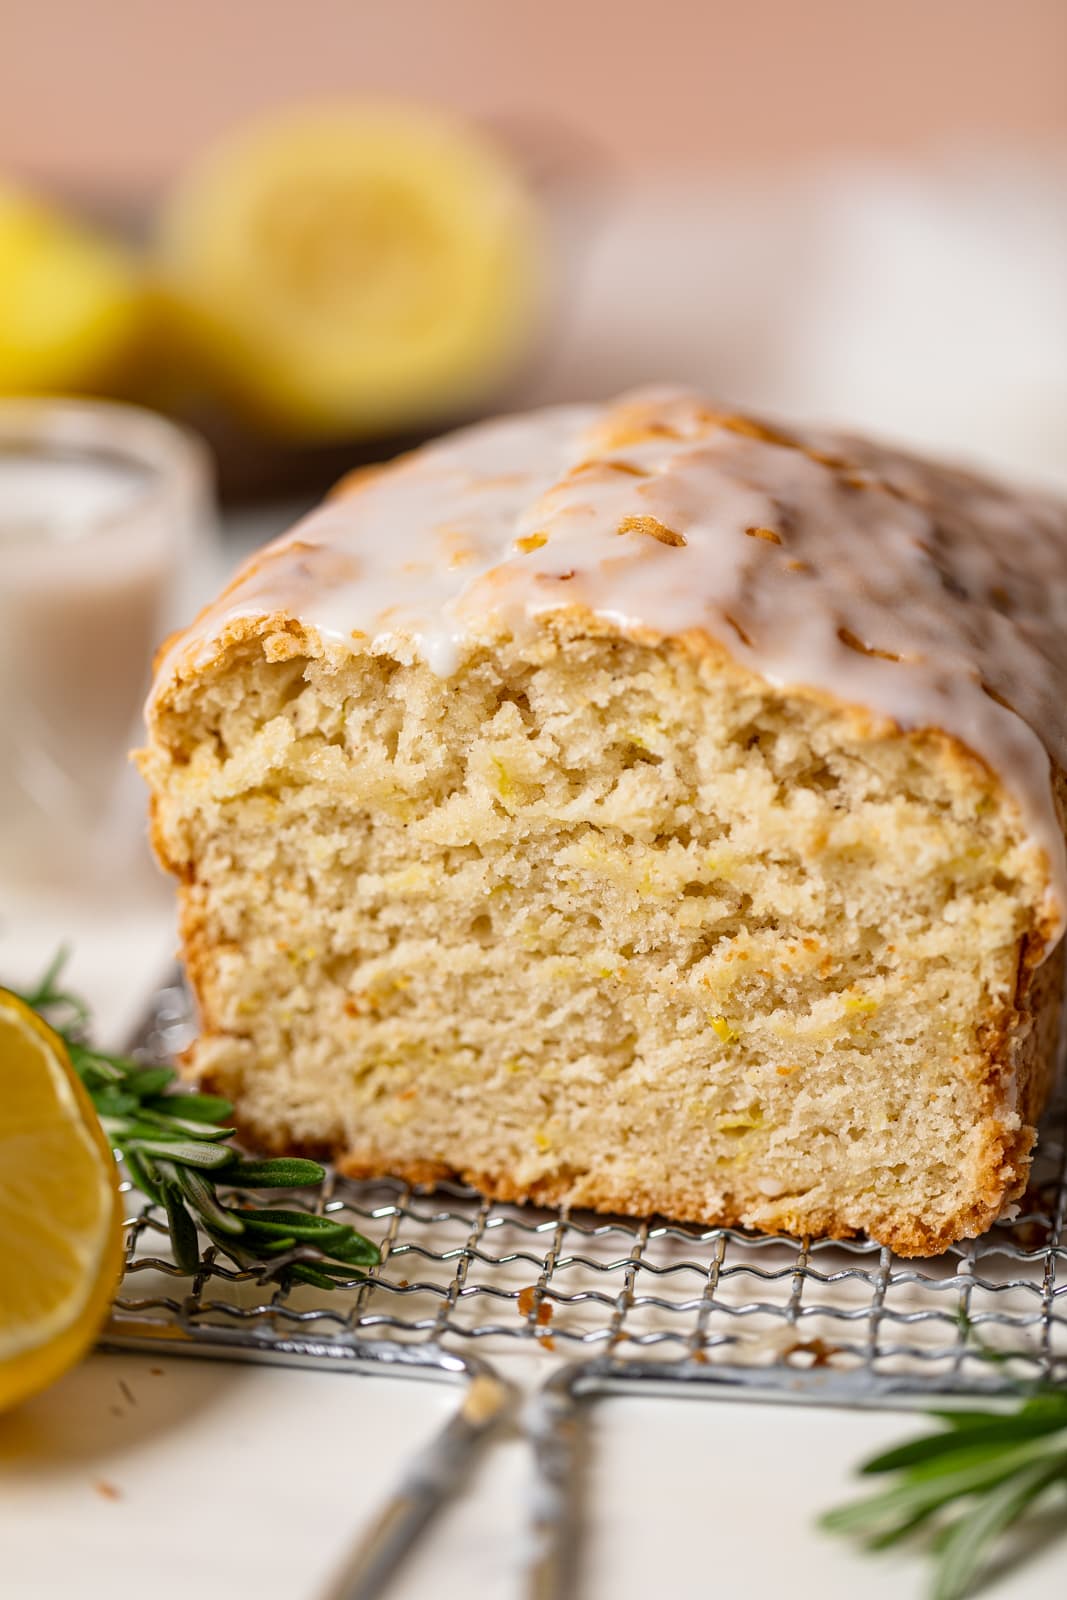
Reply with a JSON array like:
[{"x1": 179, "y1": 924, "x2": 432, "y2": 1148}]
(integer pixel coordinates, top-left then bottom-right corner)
[
  {"x1": 3, "y1": 1348, "x2": 1067, "y2": 1600},
  {"x1": 5, "y1": 165, "x2": 1067, "y2": 1596}
]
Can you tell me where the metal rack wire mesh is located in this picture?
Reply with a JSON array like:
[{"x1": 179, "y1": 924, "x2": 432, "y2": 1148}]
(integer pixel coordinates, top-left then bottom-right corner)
[{"x1": 105, "y1": 976, "x2": 1067, "y2": 1400}]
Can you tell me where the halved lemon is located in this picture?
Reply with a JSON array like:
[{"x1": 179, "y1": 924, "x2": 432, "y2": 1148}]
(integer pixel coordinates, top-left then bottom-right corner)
[
  {"x1": 0, "y1": 990, "x2": 124, "y2": 1413},
  {"x1": 0, "y1": 183, "x2": 148, "y2": 396},
  {"x1": 157, "y1": 103, "x2": 545, "y2": 438}
]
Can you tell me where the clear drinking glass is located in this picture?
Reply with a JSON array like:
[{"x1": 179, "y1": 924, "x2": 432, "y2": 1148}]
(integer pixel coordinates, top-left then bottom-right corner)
[{"x1": 0, "y1": 398, "x2": 215, "y2": 892}]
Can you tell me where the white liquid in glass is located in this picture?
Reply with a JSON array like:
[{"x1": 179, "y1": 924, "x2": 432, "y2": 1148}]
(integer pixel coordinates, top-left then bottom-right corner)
[{"x1": 0, "y1": 453, "x2": 179, "y2": 884}]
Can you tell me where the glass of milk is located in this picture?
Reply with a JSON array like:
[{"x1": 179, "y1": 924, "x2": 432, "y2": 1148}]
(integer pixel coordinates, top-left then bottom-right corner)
[{"x1": 0, "y1": 399, "x2": 214, "y2": 893}]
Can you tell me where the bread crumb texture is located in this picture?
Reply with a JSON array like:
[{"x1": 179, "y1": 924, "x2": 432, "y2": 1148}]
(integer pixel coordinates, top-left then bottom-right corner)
[{"x1": 141, "y1": 618, "x2": 1060, "y2": 1255}]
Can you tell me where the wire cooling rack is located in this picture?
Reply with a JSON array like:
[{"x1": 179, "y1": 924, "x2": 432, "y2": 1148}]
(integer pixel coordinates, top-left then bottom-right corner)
[
  {"x1": 100, "y1": 975, "x2": 1067, "y2": 1599},
  {"x1": 109, "y1": 973, "x2": 1067, "y2": 1395}
]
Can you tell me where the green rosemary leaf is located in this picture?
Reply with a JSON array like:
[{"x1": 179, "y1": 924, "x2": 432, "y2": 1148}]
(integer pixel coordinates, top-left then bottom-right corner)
[
  {"x1": 294, "y1": 1258, "x2": 367, "y2": 1279},
  {"x1": 316, "y1": 1229, "x2": 382, "y2": 1267},
  {"x1": 90, "y1": 1089, "x2": 141, "y2": 1119},
  {"x1": 67, "y1": 1039, "x2": 134, "y2": 1071},
  {"x1": 287, "y1": 1262, "x2": 358, "y2": 1291},
  {"x1": 862, "y1": 1504, "x2": 942, "y2": 1552},
  {"x1": 902, "y1": 1433, "x2": 1067, "y2": 1486},
  {"x1": 122, "y1": 1066, "x2": 178, "y2": 1098},
  {"x1": 158, "y1": 1174, "x2": 202, "y2": 1276},
  {"x1": 821, "y1": 1433, "x2": 1067, "y2": 1537},
  {"x1": 173, "y1": 1166, "x2": 246, "y2": 1236},
  {"x1": 19, "y1": 945, "x2": 89, "y2": 1030},
  {"x1": 931, "y1": 1457, "x2": 1067, "y2": 1600},
  {"x1": 928, "y1": 1409, "x2": 1011, "y2": 1430},
  {"x1": 129, "y1": 1137, "x2": 236, "y2": 1170},
  {"x1": 109, "y1": 1056, "x2": 158, "y2": 1080},
  {"x1": 116, "y1": 1107, "x2": 236, "y2": 1141},
  {"x1": 233, "y1": 1208, "x2": 353, "y2": 1244},
  {"x1": 198, "y1": 1219, "x2": 377, "y2": 1278},
  {"x1": 119, "y1": 1147, "x2": 166, "y2": 1208},
  {"x1": 104, "y1": 1118, "x2": 229, "y2": 1146},
  {"x1": 68, "y1": 1046, "x2": 126, "y2": 1087},
  {"x1": 251, "y1": 1235, "x2": 299, "y2": 1254},
  {"x1": 144, "y1": 1092, "x2": 232, "y2": 1123},
  {"x1": 102, "y1": 1118, "x2": 165, "y2": 1142},
  {"x1": 820, "y1": 1485, "x2": 932, "y2": 1540},
  {"x1": 861, "y1": 1409, "x2": 1067, "y2": 1476},
  {"x1": 193, "y1": 1223, "x2": 260, "y2": 1265},
  {"x1": 24, "y1": 944, "x2": 72, "y2": 1004},
  {"x1": 224, "y1": 1157, "x2": 327, "y2": 1187}
]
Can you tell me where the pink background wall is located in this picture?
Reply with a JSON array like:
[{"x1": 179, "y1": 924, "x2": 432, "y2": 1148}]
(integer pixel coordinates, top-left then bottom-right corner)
[{"x1": 4, "y1": 0, "x2": 1065, "y2": 193}]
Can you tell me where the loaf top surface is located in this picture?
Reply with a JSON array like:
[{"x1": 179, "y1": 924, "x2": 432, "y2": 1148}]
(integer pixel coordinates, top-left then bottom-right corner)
[{"x1": 151, "y1": 386, "x2": 1067, "y2": 937}]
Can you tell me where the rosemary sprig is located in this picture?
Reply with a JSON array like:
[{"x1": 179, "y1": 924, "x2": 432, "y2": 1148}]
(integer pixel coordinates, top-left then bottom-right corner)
[
  {"x1": 821, "y1": 1387, "x2": 1067, "y2": 1598},
  {"x1": 15, "y1": 950, "x2": 380, "y2": 1287}
]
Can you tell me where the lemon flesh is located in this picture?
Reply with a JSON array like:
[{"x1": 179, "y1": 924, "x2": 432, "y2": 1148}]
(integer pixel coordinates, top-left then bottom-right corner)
[
  {"x1": 0, "y1": 184, "x2": 147, "y2": 395},
  {"x1": 0, "y1": 992, "x2": 124, "y2": 1411},
  {"x1": 159, "y1": 104, "x2": 545, "y2": 437}
]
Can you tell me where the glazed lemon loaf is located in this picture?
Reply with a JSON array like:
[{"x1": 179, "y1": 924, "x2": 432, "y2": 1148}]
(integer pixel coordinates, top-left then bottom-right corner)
[{"x1": 141, "y1": 389, "x2": 1067, "y2": 1256}]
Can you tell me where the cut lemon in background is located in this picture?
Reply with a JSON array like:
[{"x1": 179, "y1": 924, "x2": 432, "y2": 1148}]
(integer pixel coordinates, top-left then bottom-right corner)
[
  {"x1": 157, "y1": 103, "x2": 545, "y2": 438},
  {"x1": 0, "y1": 991, "x2": 124, "y2": 1414},
  {"x1": 0, "y1": 184, "x2": 148, "y2": 395}
]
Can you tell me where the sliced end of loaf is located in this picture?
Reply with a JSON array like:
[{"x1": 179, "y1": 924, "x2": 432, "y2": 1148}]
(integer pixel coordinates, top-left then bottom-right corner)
[{"x1": 140, "y1": 615, "x2": 1059, "y2": 1255}]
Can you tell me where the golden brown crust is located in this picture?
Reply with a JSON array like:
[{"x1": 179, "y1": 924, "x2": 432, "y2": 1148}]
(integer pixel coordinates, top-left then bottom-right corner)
[{"x1": 321, "y1": 1113, "x2": 1045, "y2": 1258}]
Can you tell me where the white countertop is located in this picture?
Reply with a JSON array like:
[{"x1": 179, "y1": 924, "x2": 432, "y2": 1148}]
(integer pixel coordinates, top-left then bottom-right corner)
[{"x1": 4, "y1": 1348, "x2": 1066, "y2": 1599}]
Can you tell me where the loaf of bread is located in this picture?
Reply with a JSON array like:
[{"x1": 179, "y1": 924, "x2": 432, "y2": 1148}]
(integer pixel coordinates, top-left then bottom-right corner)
[{"x1": 140, "y1": 388, "x2": 1067, "y2": 1256}]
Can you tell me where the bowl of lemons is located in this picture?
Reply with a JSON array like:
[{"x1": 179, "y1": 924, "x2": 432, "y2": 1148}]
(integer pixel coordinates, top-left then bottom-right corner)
[{"x1": 0, "y1": 103, "x2": 548, "y2": 497}]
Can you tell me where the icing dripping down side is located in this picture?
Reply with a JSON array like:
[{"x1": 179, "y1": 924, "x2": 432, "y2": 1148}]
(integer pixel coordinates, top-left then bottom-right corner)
[{"x1": 150, "y1": 387, "x2": 1067, "y2": 952}]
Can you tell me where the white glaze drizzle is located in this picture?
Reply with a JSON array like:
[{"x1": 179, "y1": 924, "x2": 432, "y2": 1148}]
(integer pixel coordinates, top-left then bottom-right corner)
[{"x1": 151, "y1": 387, "x2": 1067, "y2": 948}]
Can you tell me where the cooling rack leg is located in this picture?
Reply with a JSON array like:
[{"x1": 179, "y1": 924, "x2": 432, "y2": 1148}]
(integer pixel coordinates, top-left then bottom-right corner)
[
  {"x1": 525, "y1": 1364, "x2": 590, "y2": 1600},
  {"x1": 320, "y1": 1367, "x2": 514, "y2": 1600}
]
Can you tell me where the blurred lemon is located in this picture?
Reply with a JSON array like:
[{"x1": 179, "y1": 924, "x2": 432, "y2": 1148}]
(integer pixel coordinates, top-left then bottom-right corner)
[
  {"x1": 0, "y1": 184, "x2": 148, "y2": 395},
  {"x1": 157, "y1": 104, "x2": 545, "y2": 438},
  {"x1": 0, "y1": 991, "x2": 124, "y2": 1413}
]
